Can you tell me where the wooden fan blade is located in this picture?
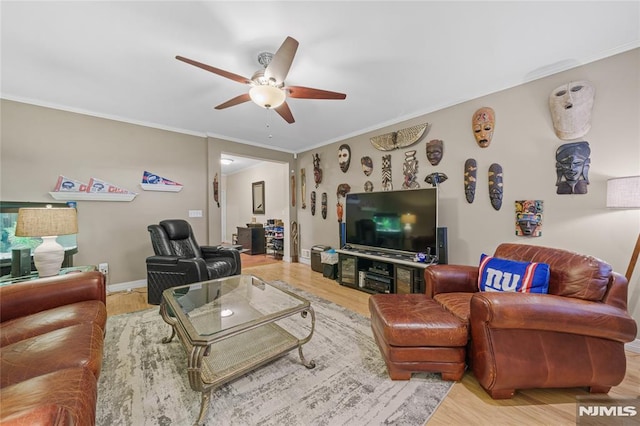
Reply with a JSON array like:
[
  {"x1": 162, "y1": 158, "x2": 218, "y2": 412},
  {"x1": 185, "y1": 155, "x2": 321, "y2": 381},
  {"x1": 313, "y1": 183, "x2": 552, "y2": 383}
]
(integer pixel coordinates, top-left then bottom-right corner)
[
  {"x1": 264, "y1": 36, "x2": 299, "y2": 84},
  {"x1": 285, "y1": 86, "x2": 347, "y2": 100},
  {"x1": 176, "y1": 55, "x2": 251, "y2": 85},
  {"x1": 215, "y1": 93, "x2": 251, "y2": 110},
  {"x1": 275, "y1": 101, "x2": 295, "y2": 124}
]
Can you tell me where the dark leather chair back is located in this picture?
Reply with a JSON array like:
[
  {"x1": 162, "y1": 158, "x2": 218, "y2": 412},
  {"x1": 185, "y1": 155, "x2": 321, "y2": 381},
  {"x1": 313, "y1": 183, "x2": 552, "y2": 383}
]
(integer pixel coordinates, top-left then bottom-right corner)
[{"x1": 148, "y1": 220, "x2": 203, "y2": 259}]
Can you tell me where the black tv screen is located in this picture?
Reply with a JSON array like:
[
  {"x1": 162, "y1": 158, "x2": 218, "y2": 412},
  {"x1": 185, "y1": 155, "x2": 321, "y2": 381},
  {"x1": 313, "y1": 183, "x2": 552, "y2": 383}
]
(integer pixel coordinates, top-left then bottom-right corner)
[{"x1": 345, "y1": 188, "x2": 438, "y2": 255}]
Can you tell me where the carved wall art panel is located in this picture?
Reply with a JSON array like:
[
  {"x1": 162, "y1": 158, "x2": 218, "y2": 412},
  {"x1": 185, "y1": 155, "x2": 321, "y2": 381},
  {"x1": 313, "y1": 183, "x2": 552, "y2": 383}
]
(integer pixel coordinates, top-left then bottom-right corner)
[
  {"x1": 321, "y1": 192, "x2": 328, "y2": 219},
  {"x1": 515, "y1": 200, "x2": 543, "y2": 237},
  {"x1": 464, "y1": 159, "x2": 477, "y2": 203},
  {"x1": 313, "y1": 153, "x2": 322, "y2": 188},
  {"x1": 370, "y1": 123, "x2": 430, "y2": 151},
  {"x1": 555, "y1": 141, "x2": 590, "y2": 194},
  {"x1": 311, "y1": 191, "x2": 316, "y2": 216},
  {"x1": 488, "y1": 163, "x2": 504, "y2": 210},
  {"x1": 381, "y1": 154, "x2": 393, "y2": 191},
  {"x1": 402, "y1": 150, "x2": 419, "y2": 189},
  {"x1": 300, "y1": 168, "x2": 306, "y2": 209}
]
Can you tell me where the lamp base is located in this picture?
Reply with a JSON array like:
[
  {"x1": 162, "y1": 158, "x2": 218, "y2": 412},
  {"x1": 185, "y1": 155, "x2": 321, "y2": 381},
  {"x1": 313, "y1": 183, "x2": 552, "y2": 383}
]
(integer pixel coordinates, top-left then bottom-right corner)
[{"x1": 33, "y1": 236, "x2": 64, "y2": 277}]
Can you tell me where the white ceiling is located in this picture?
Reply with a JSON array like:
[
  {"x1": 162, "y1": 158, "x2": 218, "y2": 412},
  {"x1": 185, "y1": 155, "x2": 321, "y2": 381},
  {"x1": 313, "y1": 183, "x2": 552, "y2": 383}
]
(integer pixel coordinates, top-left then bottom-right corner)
[{"x1": 2, "y1": 1, "x2": 639, "y2": 154}]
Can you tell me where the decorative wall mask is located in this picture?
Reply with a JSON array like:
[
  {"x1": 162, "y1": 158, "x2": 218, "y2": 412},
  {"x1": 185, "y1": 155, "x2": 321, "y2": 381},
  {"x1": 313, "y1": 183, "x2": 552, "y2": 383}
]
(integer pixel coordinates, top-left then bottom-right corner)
[
  {"x1": 361, "y1": 156, "x2": 373, "y2": 176},
  {"x1": 337, "y1": 183, "x2": 351, "y2": 198},
  {"x1": 515, "y1": 200, "x2": 543, "y2": 237},
  {"x1": 402, "y1": 150, "x2": 419, "y2": 189},
  {"x1": 321, "y1": 192, "x2": 328, "y2": 219},
  {"x1": 338, "y1": 144, "x2": 351, "y2": 173},
  {"x1": 290, "y1": 174, "x2": 296, "y2": 207},
  {"x1": 488, "y1": 163, "x2": 503, "y2": 210},
  {"x1": 381, "y1": 154, "x2": 393, "y2": 191},
  {"x1": 472, "y1": 107, "x2": 495, "y2": 148},
  {"x1": 364, "y1": 181, "x2": 374, "y2": 192},
  {"x1": 555, "y1": 141, "x2": 590, "y2": 194},
  {"x1": 464, "y1": 159, "x2": 477, "y2": 203},
  {"x1": 549, "y1": 80, "x2": 595, "y2": 140},
  {"x1": 300, "y1": 168, "x2": 306, "y2": 209},
  {"x1": 425, "y1": 172, "x2": 448, "y2": 187},
  {"x1": 311, "y1": 191, "x2": 316, "y2": 216},
  {"x1": 213, "y1": 173, "x2": 220, "y2": 208},
  {"x1": 426, "y1": 139, "x2": 444, "y2": 166},
  {"x1": 370, "y1": 123, "x2": 431, "y2": 151},
  {"x1": 313, "y1": 153, "x2": 322, "y2": 188}
]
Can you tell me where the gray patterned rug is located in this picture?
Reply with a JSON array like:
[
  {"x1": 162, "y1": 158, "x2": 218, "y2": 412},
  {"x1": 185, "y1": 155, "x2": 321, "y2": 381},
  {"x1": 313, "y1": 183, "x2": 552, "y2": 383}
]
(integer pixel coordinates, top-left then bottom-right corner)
[{"x1": 97, "y1": 281, "x2": 453, "y2": 425}]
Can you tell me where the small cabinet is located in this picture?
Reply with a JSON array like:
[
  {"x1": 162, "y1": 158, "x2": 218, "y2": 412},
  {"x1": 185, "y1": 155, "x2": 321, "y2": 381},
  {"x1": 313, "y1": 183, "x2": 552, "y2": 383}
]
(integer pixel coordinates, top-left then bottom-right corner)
[
  {"x1": 338, "y1": 254, "x2": 357, "y2": 288},
  {"x1": 236, "y1": 227, "x2": 266, "y2": 255}
]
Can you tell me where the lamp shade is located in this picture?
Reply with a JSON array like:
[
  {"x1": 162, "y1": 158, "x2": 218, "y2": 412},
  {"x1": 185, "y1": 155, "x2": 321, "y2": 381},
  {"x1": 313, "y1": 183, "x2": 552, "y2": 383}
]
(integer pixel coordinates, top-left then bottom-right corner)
[
  {"x1": 400, "y1": 213, "x2": 417, "y2": 225},
  {"x1": 15, "y1": 207, "x2": 78, "y2": 237},
  {"x1": 606, "y1": 176, "x2": 640, "y2": 208},
  {"x1": 249, "y1": 85, "x2": 286, "y2": 109}
]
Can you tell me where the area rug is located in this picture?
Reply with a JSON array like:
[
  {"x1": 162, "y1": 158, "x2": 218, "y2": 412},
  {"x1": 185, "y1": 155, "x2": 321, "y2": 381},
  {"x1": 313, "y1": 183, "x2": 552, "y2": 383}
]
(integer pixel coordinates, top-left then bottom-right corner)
[{"x1": 96, "y1": 281, "x2": 453, "y2": 425}]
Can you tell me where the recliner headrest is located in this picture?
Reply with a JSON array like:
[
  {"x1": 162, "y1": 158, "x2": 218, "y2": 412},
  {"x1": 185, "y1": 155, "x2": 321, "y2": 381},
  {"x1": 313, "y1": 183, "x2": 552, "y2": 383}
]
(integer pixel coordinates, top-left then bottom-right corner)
[{"x1": 160, "y1": 219, "x2": 191, "y2": 240}]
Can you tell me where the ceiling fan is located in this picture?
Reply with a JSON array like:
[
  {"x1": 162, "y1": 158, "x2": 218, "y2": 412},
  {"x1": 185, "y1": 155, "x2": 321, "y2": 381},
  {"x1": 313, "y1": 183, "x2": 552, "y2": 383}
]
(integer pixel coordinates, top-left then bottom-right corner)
[{"x1": 176, "y1": 36, "x2": 346, "y2": 124}]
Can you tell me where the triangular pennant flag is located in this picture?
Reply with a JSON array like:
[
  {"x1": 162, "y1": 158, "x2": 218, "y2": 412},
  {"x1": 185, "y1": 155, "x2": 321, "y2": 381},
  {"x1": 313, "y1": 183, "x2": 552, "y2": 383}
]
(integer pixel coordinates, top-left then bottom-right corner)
[
  {"x1": 87, "y1": 177, "x2": 135, "y2": 194},
  {"x1": 141, "y1": 171, "x2": 182, "y2": 186},
  {"x1": 54, "y1": 175, "x2": 89, "y2": 192}
]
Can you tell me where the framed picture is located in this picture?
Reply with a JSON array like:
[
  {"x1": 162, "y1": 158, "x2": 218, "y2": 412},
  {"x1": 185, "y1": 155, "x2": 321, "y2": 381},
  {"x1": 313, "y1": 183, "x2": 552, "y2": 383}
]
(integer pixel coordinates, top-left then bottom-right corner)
[{"x1": 252, "y1": 181, "x2": 265, "y2": 214}]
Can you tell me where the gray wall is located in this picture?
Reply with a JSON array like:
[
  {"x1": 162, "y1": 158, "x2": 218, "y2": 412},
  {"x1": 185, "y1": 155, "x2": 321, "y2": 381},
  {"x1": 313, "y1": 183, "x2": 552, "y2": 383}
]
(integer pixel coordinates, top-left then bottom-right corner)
[{"x1": 296, "y1": 49, "x2": 640, "y2": 329}]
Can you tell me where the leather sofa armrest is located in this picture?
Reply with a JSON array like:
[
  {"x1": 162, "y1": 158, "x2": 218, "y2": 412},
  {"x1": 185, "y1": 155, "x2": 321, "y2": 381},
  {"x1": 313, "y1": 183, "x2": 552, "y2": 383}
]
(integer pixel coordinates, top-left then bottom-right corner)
[
  {"x1": 424, "y1": 265, "x2": 478, "y2": 297},
  {"x1": 201, "y1": 246, "x2": 241, "y2": 275},
  {"x1": 146, "y1": 256, "x2": 209, "y2": 278},
  {"x1": 470, "y1": 292, "x2": 637, "y2": 343},
  {"x1": 0, "y1": 271, "x2": 106, "y2": 323}
]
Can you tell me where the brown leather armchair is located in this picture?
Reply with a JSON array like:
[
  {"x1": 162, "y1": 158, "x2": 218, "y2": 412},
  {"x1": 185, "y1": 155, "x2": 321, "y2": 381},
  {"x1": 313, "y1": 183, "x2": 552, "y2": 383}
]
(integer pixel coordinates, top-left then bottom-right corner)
[{"x1": 425, "y1": 243, "x2": 637, "y2": 399}]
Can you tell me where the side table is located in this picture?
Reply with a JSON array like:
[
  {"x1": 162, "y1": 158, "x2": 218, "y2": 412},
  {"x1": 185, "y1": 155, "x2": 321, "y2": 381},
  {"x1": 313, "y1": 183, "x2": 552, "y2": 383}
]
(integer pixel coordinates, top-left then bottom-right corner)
[{"x1": 0, "y1": 265, "x2": 98, "y2": 286}]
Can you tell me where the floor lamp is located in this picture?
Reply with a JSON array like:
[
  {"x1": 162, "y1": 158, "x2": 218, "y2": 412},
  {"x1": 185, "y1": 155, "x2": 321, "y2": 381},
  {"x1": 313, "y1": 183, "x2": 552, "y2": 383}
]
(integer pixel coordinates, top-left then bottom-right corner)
[{"x1": 606, "y1": 176, "x2": 640, "y2": 282}]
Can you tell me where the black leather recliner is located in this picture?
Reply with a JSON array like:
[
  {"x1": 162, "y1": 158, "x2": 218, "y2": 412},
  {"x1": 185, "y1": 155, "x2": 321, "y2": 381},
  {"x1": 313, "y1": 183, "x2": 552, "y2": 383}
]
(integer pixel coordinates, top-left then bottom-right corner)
[{"x1": 145, "y1": 219, "x2": 241, "y2": 304}]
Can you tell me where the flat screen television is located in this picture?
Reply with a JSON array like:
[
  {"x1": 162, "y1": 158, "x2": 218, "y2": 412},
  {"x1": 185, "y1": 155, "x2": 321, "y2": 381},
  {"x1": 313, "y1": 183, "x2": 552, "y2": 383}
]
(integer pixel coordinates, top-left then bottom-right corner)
[{"x1": 344, "y1": 188, "x2": 438, "y2": 256}]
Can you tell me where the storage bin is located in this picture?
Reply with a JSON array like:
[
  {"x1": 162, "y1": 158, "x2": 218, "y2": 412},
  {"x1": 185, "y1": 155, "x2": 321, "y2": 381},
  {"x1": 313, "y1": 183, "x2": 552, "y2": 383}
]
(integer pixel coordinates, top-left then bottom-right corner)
[
  {"x1": 311, "y1": 245, "x2": 331, "y2": 272},
  {"x1": 323, "y1": 263, "x2": 338, "y2": 279}
]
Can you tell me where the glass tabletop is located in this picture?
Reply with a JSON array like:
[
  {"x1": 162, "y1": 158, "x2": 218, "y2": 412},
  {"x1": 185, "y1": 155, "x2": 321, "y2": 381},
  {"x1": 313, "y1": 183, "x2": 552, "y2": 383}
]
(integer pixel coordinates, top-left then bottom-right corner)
[{"x1": 163, "y1": 275, "x2": 309, "y2": 343}]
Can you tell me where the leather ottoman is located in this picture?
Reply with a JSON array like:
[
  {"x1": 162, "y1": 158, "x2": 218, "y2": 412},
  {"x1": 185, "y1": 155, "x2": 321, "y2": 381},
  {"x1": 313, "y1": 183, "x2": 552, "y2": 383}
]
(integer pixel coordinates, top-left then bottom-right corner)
[{"x1": 369, "y1": 294, "x2": 468, "y2": 381}]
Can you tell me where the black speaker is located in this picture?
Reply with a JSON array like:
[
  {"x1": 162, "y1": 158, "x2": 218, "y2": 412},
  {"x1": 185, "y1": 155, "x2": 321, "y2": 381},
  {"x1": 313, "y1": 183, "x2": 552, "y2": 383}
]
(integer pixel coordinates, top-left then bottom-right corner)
[
  {"x1": 436, "y1": 227, "x2": 448, "y2": 265},
  {"x1": 11, "y1": 248, "x2": 32, "y2": 277}
]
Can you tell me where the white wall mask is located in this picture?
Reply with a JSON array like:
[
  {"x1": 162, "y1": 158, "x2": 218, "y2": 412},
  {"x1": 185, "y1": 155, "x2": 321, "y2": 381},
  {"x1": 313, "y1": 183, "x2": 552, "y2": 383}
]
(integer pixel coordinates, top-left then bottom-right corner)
[{"x1": 549, "y1": 80, "x2": 595, "y2": 140}]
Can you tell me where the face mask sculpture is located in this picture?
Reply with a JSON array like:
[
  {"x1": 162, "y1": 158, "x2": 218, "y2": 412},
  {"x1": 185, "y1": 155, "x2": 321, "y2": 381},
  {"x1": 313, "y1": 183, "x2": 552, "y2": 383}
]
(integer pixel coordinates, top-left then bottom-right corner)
[
  {"x1": 515, "y1": 200, "x2": 543, "y2": 237},
  {"x1": 472, "y1": 107, "x2": 495, "y2": 148},
  {"x1": 549, "y1": 80, "x2": 595, "y2": 140},
  {"x1": 338, "y1": 144, "x2": 351, "y2": 173},
  {"x1": 464, "y1": 159, "x2": 477, "y2": 203},
  {"x1": 313, "y1": 153, "x2": 322, "y2": 188},
  {"x1": 488, "y1": 163, "x2": 503, "y2": 211},
  {"x1": 426, "y1": 139, "x2": 444, "y2": 165},
  {"x1": 555, "y1": 141, "x2": 590, "y2": 194},
  {"x1": 361, "y1": 156, "x2": 373, "y2": 176}
]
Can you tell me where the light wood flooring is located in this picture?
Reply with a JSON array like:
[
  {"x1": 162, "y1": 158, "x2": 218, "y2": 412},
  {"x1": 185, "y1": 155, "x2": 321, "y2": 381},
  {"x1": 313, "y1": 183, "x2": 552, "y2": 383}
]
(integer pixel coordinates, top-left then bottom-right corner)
[{"x1": 106, "y1": 255, "x2": 640, "y2": 426}]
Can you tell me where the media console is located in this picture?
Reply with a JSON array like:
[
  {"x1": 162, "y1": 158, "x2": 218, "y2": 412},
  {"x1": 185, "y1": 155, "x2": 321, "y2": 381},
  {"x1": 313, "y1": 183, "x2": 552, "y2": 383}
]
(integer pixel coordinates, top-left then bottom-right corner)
[{"x1": 335, "y1": 248, "x2": 432, "y2": 294}]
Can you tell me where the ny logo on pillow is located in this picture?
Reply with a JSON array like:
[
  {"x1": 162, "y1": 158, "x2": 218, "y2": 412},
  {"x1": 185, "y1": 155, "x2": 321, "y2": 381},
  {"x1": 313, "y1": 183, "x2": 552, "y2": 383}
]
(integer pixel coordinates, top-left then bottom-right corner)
[{"x1": 478, "y1": 254, "x2": 550, "y2": 293}]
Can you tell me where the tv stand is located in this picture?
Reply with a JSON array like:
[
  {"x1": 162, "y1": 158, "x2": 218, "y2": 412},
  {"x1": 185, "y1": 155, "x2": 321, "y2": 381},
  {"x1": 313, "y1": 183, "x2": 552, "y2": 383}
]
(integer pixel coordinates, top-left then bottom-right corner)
[{"x1": 336, "y1": 248, "x2": 430, "y2": 294}]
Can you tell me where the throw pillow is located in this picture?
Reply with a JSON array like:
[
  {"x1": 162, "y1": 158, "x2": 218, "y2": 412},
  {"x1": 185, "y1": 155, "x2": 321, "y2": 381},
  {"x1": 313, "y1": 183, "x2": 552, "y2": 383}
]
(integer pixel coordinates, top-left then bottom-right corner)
[{"x1": 478, "y1": 254, "x2": 550, "y2": 294}]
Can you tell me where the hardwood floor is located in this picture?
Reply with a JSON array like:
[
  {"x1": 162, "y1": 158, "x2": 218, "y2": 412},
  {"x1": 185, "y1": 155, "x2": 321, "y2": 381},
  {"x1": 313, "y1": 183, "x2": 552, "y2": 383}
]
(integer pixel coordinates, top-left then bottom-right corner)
[{"x1": 106, "y1": 257, "x2": 640, "y2": 425}]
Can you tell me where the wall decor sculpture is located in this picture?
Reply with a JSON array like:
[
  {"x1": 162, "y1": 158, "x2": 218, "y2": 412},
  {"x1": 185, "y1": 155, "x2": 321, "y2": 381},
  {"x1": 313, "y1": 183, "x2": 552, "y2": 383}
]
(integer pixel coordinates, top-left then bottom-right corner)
[
  {"x1": 549, "y1": 80, "x2": 595, "y2": 140},
  {"x1": 311, "y1": 191, "x2": 316, "y2": 216},
  {"x1": 381, "y1": 154, "x2": 393, "y2": 191},
  {"x1": 426, "y1": 139, "x2": 444, "y2": 165},
  {"x1": 361, "y1": 156, "x2": 373, "y2": 176},
  {"x1": 213, "y1": 173, "x2": 219, "y2": 207},
  {"x1": 488, "y1": 163, "x2": 503, "y2": 210},
  {"x1": 464, "y1": 159, "x2": 477, "y2": 203},
  {"x1": 364, "y1": 181, "x2": 374, "y2": 192},
  {"x1": 370, "y1": 123, "x2": 431, "y2": 151},
  {"x1": 291, "y1": 221, "x2": 299, "y2": 263},
  {"x1": 313, "y1": 153, "x2": 322, "y2": 188},
  {"x1": 338, "y1": 144, "x2": 351, "y2": 173},
  {"x1": 515, "y1": 200, "x2": 543, "y2": 237},
  {"x1": 555, "y1": 141, "x2": 590, "y2": 194},
  {"x1": 290, "y1": 174, "x2": 296, "y2": 207},
  {"x1": 321, "y1": 192, "x2": 328, "y2": 219},
  {"x1": 425, "y1": 172, "x2": 448, "y2": 187},
  {"x1": 472, "y1": 107, "x2": 495, "y2": 148},
  {"x1": 402, "y1": 150, "x2": 420, "y2": 189},
  {"x1": 300, "y1": 168, "x2": 306, "y2": 209}
]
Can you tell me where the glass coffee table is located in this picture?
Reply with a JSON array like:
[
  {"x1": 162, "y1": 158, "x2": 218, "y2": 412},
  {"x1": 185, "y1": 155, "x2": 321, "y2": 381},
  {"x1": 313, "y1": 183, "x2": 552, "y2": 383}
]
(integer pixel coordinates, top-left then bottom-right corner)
[{"x1": 159, "y1": 274, "x2": 316, "y2": 425}]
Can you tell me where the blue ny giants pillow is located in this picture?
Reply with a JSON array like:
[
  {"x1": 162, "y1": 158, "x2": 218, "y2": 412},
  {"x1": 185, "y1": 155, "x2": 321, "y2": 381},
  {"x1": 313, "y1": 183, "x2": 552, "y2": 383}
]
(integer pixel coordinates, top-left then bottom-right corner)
[{"x1": 478, "y1": 254, "x2": 550, "y2": 294}]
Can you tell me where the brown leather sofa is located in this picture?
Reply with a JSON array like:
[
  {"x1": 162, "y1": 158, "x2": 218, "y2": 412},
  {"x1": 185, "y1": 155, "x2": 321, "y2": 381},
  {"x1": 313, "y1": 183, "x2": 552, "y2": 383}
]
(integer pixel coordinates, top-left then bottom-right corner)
[
  {"x1": 424, "y1": 243, "x2": 637, "y2": 398},
  {"x1": 0, "y1": 271, "x2": 107, "y2": 425}
]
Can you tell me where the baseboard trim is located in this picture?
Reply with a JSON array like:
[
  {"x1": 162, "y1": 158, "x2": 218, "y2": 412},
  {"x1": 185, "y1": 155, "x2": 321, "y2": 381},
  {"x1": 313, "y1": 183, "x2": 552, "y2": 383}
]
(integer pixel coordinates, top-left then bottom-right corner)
[
  {"x1": 625, "y1": 339, "x2": 640, "y2": 354},
  {"x1": 107, "y1": 279, "x2": 146, "y2": 294}
]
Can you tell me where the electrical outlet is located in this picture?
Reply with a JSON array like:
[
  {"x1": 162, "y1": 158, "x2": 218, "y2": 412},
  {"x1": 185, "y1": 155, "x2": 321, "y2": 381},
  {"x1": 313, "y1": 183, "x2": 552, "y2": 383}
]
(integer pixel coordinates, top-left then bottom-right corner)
[
  {"x1": 98, "y1": 263, "x2": 109, "y2": 275},
  {"x1": 301, "y1": 249, "x2": 311, "y2": 258}
]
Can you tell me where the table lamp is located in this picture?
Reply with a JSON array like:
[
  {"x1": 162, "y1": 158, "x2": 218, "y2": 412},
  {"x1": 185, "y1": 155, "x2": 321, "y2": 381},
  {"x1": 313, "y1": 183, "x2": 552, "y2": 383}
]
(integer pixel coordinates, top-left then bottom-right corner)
[
  {"x1": 606, "y1": 175, "x2": 640, "y2": 282},
  {"x1": 15, "y1": 207, "x2": 78, "y2": 277}
]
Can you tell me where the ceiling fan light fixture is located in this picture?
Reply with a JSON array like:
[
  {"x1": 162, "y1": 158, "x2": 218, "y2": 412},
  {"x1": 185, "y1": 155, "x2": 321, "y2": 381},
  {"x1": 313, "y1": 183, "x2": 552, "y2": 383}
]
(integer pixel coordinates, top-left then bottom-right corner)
[{"x1": 249, "y1": 85, "x2": 286, "y2": 109}]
